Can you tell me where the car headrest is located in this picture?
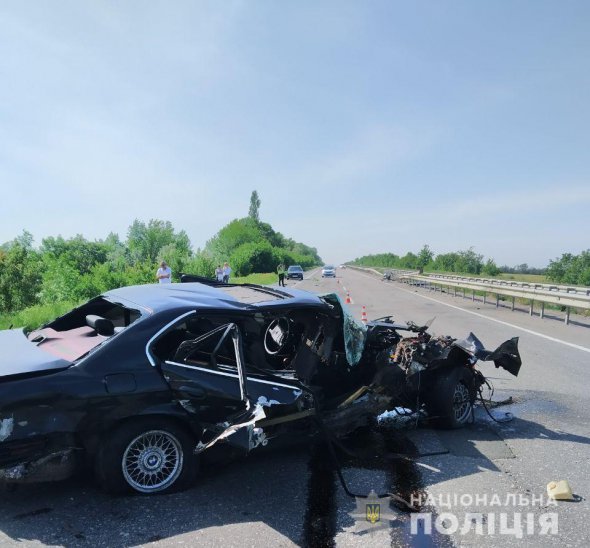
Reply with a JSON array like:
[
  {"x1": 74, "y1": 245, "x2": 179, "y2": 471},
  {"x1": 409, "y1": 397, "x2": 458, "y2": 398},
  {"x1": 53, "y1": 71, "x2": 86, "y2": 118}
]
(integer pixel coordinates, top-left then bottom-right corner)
[{"x1": 86, "y1": 315, "x2": 115, "y2": 336}]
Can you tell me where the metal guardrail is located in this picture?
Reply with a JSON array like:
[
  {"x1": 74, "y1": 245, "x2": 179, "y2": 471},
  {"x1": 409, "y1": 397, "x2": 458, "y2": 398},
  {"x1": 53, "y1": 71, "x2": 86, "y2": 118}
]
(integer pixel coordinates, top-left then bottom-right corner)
[
  {"x1": 348, "y1": 266, "x2": 590, "y2": 325},
  {"x1": 347, "y1": 265, "x2": 418, "y2": 278},
  {"x1": 426, "y1": 273, "x2": 590, "y2": 297},
  {"x1": 401, "y1": 275, "x2": 590, "y2": 325}
]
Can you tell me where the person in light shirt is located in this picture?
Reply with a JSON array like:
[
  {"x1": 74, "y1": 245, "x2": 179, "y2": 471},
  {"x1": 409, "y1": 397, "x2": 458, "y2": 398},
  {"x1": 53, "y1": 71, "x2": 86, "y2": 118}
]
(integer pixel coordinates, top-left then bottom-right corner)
[
  {"x1": 222, "y1": 262, "x2": 231, "y2": 283},
  {"x1": 156, "y1": 261, "x2": 172, "y2": 284}
]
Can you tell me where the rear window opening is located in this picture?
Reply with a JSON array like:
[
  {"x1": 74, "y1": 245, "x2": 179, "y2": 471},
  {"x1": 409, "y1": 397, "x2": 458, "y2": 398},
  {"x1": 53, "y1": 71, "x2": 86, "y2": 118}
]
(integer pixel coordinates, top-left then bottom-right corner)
[{"x1": 28, "y1": 297, "x2": 143, "y2": 362}]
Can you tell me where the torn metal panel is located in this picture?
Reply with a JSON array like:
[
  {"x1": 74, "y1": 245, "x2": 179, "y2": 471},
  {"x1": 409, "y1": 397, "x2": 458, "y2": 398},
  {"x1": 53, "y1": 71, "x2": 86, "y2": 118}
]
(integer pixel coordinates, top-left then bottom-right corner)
[
  {"x1": 195, "y1": 403, "x2": 267, "y2": 454},
  {"x1": 0, "y1": 417, "x2": 14, "y2": 442},
  {"x1": 0, "y1": 449, "x2": 78, "y2": 483},
  {"x1": 257, "y1": 396, "x2": 281, "y2": 407}
]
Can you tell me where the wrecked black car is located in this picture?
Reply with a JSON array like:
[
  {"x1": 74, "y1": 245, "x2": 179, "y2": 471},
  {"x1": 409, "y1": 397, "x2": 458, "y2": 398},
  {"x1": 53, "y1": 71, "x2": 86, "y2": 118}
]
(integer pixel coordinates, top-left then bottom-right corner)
[{"x1": 0, "y1": 281, "x2": 521, "y2": 495}]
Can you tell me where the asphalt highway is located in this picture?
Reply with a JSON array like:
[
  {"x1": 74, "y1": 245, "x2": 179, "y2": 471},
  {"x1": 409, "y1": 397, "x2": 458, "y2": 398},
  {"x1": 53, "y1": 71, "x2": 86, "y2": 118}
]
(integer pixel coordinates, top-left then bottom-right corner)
[{"x1": 0, "y1": 268, "x2": 588, "y2": 547}]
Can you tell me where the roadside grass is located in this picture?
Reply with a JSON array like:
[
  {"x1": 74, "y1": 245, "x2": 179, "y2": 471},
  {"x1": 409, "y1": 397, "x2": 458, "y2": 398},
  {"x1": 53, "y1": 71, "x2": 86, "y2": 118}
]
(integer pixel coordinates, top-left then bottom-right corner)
[
  {"x1": 497, "y1": 273, "x2": 548, "y2": 283},
  {"x1": 423, "y1": 270, "x2": 549, "y2": 284},
  {"x1": 0, "y1": 301, "x2": 78, "y2": 332},
  {"x1": 231, "y1": 272, "x2": 278, "y2": 285}
]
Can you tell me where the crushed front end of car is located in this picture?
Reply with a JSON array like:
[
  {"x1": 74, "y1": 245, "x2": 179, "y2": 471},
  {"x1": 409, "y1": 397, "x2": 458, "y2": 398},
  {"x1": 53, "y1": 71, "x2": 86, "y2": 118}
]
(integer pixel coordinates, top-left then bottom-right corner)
[{"x1": 362, "y1": 315, "x2": 522, "y2": 428}]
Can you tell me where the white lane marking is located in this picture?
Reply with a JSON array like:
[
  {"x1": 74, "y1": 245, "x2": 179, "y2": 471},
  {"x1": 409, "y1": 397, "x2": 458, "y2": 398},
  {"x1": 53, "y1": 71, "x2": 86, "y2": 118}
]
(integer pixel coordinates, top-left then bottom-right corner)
[
  {"x1": 394, "y1": 284, "x2": 590, "y2": 354},
  {"x1": 416, "y1": 462, "x2": 441, "y2": 473}
]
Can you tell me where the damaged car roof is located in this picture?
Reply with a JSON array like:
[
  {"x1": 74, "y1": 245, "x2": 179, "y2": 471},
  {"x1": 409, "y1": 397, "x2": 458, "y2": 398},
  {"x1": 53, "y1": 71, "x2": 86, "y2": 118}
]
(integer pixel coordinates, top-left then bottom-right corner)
[{"x1": 103, "y1": 282, "x2": 327, "y2": 313}]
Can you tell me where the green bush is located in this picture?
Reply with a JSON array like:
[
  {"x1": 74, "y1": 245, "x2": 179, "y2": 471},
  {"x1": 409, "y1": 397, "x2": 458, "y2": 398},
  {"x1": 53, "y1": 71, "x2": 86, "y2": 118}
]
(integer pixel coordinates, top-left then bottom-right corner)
[
  {"x1": 0, "y1": 240, "x2": 43, "y2": 312},
  {"x1": 230, "y1": 241, "x2": 280, "y2": 276},
  {"x1": 546, "y1": 251, "x2": 590, "y2": 286},
  {"x1": 183, "y1": 253, "x2": 216, "y2": 279}
]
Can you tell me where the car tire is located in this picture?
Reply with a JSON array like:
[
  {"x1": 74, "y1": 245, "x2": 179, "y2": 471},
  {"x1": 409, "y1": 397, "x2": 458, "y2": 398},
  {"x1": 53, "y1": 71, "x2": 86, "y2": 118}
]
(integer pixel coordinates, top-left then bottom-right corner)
[
  {"x1": 424, "y1": 367, "x2": 475, "y2": 429},
  {"x1": 95, "y1": 418, "x2": 199, "y2": 495}
]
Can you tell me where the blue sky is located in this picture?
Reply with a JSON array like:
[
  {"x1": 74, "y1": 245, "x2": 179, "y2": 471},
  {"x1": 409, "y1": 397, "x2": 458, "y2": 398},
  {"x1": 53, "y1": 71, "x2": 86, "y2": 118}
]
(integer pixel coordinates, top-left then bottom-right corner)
[{"x1": 1, "y1": 1, "x2": 588, "y2": 267}]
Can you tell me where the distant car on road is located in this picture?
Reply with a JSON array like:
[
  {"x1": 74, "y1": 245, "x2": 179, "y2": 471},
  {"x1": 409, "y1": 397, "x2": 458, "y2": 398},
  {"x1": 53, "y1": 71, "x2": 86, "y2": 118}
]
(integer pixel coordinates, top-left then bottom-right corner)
[
  {"x1": 286, "y1": 265, "x2": 304, "y2": 280},
  {"x1": 321, "y1": 265, "x2": 336, "y2": 278}
]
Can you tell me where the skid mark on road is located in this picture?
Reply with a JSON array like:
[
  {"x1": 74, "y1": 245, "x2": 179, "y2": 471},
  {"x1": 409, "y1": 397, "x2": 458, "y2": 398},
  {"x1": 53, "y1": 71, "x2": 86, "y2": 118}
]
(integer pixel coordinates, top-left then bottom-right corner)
[
  {"x1": 302, "y1": 443, "x2": 337, "y2": 548},
  {"x1": 392, "y1": 284, "x2": 590, "y2": 355}
]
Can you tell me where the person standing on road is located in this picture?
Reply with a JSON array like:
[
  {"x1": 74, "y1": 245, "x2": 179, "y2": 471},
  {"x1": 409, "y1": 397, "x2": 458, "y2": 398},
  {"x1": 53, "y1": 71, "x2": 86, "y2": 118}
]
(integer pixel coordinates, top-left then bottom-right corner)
[
  {"x1": 277, "y1": 263, "x2": 286, "y2": 287},
  {"x1": 222, "y1": 262, "x2": 231, "y2": 283},
  {"x1": 215, "y1": 264, "x2": 224, "y2": 282},
  {"x1": 156, "y1": 261, "x2": 172, "y2": 284}
]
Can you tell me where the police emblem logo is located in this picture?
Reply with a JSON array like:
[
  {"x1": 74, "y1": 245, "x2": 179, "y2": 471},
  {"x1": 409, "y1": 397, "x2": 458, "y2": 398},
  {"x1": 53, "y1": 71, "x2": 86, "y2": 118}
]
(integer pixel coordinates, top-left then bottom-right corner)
[
  {"x1": 349, "y1": 490, "x2": 399, "y2": 533},
  {"x1": 366, "y1": 503, "x2": 380, "y2": 524}
]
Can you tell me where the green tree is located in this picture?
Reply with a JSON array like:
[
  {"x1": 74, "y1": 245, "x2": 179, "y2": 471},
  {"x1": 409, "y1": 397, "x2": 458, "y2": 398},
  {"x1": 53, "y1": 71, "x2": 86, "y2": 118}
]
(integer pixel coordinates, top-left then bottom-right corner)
[
  {"x1": 482, "y1": 258, "x2": 500, "y2": 276},
  {"x1": 103, "y1": 232, "x2": 128, "y2": 267},
  {"x1": 40, "y1": 258, "x2": 82, "y2": 303},
  {"x1": 0, "y1": 238, "x2": 43, "y2": 312},
  {"x1": 230, "y1": 241, "x2": 280, "y2": 276},
  {"x1": 126, "y1": 219, "x2": 191, "y2": 265},
  {"x1": 248, "y1": 190, "x2": 261, "y2": 221},
  {"x1": 431, "y1": 252, "x2": 461, "y2": 272},
  {"x1": 548, "y1": 250, "x2": 590, "y2": 285},
  {"x1": 40, "y1": 235, "x2": 109, "y2": 275},
  {"x1": 257, "y1": 221, "x2": 286, "y2": 248},
  {"x1": 455, "y1": 248, "x2": 484, "y2": 274},
  {"x1": 159, "y1": 243, "x2": 192, "y2": 282},
  {"x1": 184, "y1": 252, "x2": 216, "y2": 279},
  {"x1": 205, "y1": 218, "x2": 264, "y2": 262},
  {"x1": 400, "y1": 252, "x2": 418, "y2": 269},
  {"x1": 417, "y1": 245, "x2": 434, "y2": 269},
  {"x1": 546, "y1": 254, "x2": 572, "y2": 282}
]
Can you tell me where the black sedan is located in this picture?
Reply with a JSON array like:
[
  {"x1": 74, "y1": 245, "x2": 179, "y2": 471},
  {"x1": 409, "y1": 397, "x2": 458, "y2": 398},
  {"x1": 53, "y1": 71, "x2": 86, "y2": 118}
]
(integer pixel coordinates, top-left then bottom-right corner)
[
  {"x1": 286, "y1": 265, "x2": 304, "y2": 280},
  {"x1": 0, "y1": 281, "x2": 521, "y2": 495}
]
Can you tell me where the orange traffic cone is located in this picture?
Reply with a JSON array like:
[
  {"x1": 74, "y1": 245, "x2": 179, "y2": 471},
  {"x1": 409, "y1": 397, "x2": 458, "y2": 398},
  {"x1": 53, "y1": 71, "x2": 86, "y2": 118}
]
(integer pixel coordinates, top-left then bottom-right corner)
[
  {"x1": 361, "y1": 306, "x2": 368, "y2": 323},
  {"x1": 345, "y1": 292, "x2": 351, "y2": 304}
]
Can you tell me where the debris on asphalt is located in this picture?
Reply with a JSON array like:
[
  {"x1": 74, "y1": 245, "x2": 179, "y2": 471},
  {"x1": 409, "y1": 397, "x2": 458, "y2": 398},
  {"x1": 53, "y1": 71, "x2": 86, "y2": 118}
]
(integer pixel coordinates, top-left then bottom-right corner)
[{"x1": 547, "y1": 480, "x2": 574, "y2": 500}]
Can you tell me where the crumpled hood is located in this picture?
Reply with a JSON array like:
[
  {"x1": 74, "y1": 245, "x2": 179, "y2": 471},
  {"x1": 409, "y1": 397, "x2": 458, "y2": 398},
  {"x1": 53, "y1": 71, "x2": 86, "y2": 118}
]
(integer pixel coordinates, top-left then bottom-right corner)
[{"x1": 0, "y1": 329, "x2": 71, "y2": 379}]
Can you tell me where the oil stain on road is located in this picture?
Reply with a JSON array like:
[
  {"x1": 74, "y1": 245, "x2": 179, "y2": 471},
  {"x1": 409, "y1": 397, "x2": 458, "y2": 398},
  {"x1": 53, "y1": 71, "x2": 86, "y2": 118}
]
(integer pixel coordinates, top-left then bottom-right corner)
[{"x1": 302, "y1": 424, "x2": 454, "y2": 547}]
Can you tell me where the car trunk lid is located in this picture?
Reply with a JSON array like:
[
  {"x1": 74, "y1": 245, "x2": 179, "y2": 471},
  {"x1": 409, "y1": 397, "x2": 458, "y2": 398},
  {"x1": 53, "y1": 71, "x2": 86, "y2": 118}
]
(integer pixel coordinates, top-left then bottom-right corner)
[{"x1": 0, "y1": 329, "x2": 71, "y2": 380}]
